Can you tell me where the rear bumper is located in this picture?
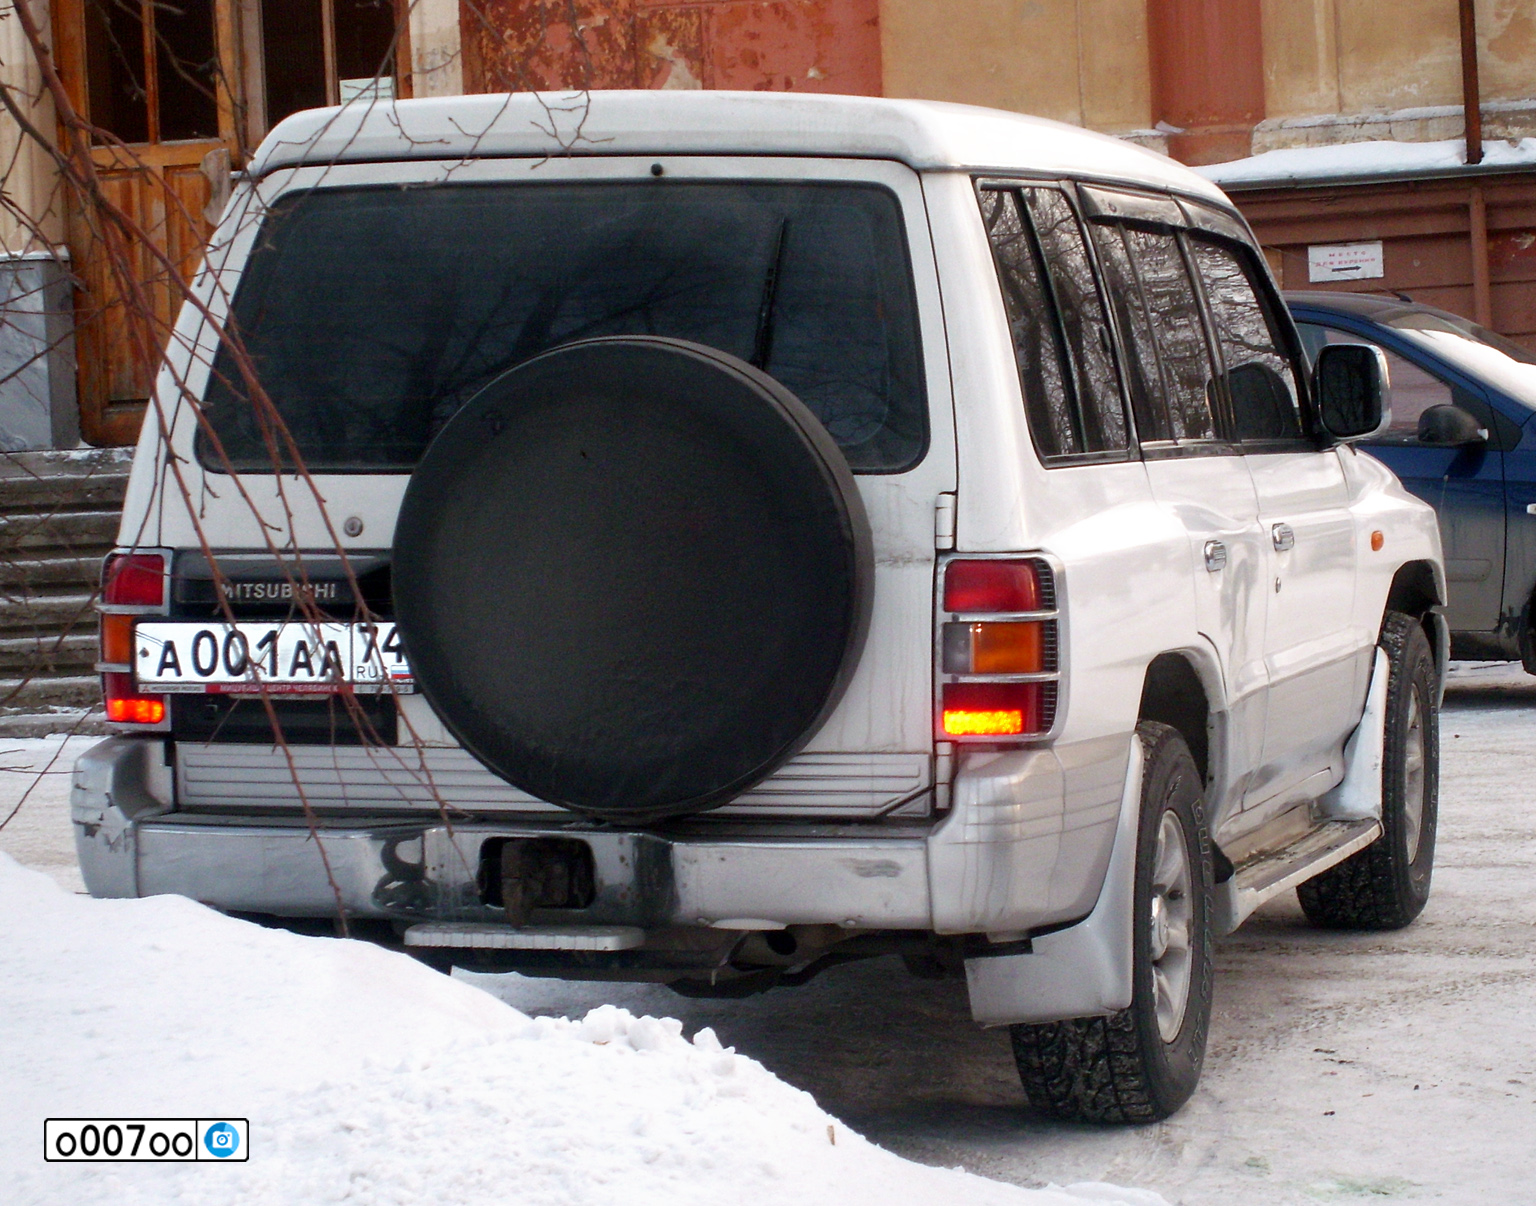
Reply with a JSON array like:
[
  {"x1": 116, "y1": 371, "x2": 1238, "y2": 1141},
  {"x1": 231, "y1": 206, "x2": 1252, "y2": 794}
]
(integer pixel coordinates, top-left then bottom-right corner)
[{"x1": 72, "y1": 733, "x2": 1131, "y2": 937}]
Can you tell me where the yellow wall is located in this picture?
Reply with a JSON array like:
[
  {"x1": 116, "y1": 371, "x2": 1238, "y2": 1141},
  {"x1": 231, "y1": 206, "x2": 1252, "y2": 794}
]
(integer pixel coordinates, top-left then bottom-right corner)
[
  {"x1": 1262, "y1": 0, "x2": 1535, "y2": 123},
  {"x1": 879, "y1": 0, "x2": 1153, "y2": 134},
  {"x1": 1483, "y1": 0, "x2": 1536, "y2": 103}
]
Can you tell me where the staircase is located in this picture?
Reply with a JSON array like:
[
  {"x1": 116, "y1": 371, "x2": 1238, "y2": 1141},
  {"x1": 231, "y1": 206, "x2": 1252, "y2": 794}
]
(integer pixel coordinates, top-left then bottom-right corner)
[{"x1": 0, "y1": 449, "x2": 131, "y2": 734}]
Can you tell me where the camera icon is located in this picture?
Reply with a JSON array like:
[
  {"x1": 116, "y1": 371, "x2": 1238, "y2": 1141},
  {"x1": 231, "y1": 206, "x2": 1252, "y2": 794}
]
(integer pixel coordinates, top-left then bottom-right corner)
[{"x1": 202, "y1": 1122, "x2": 241, "y2": 1158}]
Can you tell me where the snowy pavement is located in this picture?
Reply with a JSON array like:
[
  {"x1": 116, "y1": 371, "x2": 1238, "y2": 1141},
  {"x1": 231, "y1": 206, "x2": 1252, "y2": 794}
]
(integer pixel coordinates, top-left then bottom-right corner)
[{"x1": 3, "y1": 664, "x2": 1534, "y2": 1203}]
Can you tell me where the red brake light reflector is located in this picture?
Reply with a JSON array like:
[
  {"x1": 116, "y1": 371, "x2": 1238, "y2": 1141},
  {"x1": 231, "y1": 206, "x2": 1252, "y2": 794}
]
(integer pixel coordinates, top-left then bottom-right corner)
[
  {"x1": 941, "y1": 682, "x2": 1043, "y2": 738},
  {"x1": 944, "y1": 560, "x2": 1040, "y2": 613},
  {"x1": 103, "y1": 672, "x2": 166, "y2": 725},
  {"x1": 103, "y1": 553, "x2": 167, "y2": 607}
]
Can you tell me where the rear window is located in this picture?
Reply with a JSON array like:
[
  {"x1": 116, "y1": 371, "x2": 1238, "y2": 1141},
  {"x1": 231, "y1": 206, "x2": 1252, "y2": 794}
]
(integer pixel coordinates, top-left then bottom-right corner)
[{"x1": 199, "y1": 180, "x2": 928, "y2": 474}]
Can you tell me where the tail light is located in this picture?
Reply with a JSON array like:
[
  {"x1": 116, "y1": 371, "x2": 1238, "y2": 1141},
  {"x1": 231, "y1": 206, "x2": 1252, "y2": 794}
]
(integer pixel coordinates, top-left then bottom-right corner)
[
  {"x1": 936, "y1": 557, "x2": 1059, "y2": 742},
  {"x1": 99, "y1": 550, "x2": 170, "y2": 728}
]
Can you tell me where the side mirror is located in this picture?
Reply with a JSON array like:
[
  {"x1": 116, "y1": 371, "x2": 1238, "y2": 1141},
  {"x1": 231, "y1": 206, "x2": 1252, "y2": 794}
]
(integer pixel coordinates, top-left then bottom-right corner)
[
  {"x1": 1314, "y1": 343, "x2": 1390, "y2": 442},
  {"x1": 1416, "y1": 403, "x2": 1488, "y2": 446}
]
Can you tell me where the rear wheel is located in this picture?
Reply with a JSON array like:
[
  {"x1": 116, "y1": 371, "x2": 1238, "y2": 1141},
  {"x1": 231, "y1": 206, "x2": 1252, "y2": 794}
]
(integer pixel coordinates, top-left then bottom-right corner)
[
  {"x1": 1010, "y1": 721, "x2": 1214, "y2": 1123},
  {"x1": 1298, "y1": 611, "x2": 1437, "y2": 929}
]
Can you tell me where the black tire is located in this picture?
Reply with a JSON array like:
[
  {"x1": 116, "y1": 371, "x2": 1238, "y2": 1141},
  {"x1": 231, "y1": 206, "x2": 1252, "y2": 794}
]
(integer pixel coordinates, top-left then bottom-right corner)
[
  {"x1": 1298, "y1": 611, "x2": 1438, "y2": 930},
  {"x1": 1010, "y1": 721, "x2": 1214, "y2": 1124},
  {"x1": 392, "y1": 337, "x2": 873, "y2": 823}
]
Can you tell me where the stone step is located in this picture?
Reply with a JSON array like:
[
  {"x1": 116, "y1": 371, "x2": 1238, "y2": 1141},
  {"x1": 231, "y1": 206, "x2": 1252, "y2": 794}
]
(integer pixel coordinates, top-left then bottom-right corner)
[
  {"x1": 0, "y1": 556, "x2": 106, "y2": 590},
  {"x1": 0, "y1": 632, "x2": 99, "y2": 674},
  {"x1": 0, "y1": 674, "x2": 102, "y2": 711},
  {"x1": 0, "y1": 593, "x2": 97, "y2": 634},
  {"x1": 0, "y1": 710, "x2": 108, "y2": 738},
  {"x1": 0, "y1": 509, "x2": 120, "y2": 555}
]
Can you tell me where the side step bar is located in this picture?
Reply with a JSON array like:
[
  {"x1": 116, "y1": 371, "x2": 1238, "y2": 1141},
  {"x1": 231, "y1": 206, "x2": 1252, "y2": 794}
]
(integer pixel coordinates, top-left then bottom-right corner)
[{"x1": 1214, "y1": 818, "x2": 1382, "y2": 935}]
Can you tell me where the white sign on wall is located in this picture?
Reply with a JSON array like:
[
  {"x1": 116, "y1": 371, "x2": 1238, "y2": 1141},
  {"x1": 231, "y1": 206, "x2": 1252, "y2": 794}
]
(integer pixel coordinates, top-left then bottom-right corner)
[{"x1": 1307, "y1": 241, "x2": 1386, "y2": 283}]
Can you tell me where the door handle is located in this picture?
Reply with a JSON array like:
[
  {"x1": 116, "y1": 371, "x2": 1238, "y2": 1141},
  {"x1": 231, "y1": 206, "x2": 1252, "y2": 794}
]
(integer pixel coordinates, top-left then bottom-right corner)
[
  {"x1": 1271, "y1": 522, "x2": 1295, "y2": 552},
  {"x1": 1204, "y1": 539, "x2": 1228, "y2": 572}
]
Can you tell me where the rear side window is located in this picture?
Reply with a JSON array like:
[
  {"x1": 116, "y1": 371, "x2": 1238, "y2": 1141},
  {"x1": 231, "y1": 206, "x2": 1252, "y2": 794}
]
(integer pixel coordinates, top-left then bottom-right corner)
[
  {"x1": 1188, "y1": 237, "x2": 1304, "y2": 443},
  {"x1": 1104, "y1": 225, "x2": 1219, "y2": 445},
  {"x1": 1087, "y1": 223, "x2": 1168, "y2": 443},
  {"x1": 979, "y1": 185, "x2": 1130, "y2": 462},
  {"x1": 200, "y1": 181, "x2": 927, "y2": 474}
]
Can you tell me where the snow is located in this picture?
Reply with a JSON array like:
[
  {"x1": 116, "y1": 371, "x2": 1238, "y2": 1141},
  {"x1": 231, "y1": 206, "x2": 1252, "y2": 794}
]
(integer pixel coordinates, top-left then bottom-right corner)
[
  {"x1": 1197, "y1": 136, "x2": 1536, "y2": 187},
  {"x1": 4, "y1": 664, "x2": 1533, "y2": 1203},
  {"x1": 0, "y1": 734, "x2": 93, "y2": 894},
  {"x1": 0, "y1": 801, "x2": 1152, "y2": 1205}
]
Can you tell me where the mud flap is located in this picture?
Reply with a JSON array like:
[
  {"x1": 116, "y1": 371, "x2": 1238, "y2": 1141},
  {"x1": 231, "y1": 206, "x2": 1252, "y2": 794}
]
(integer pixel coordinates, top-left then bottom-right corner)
[
  {"x1": 1317, "y1": 645, "x2": 1389, "y2": 823},
  {"x1": 962, "y1": 738, "x2": 1142, "y2": 1026}
]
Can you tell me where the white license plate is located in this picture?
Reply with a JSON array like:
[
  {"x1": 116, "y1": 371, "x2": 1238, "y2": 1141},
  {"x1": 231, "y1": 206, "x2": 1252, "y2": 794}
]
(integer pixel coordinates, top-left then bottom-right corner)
[{"x1": 134, "y1": 621, "x2": 414, "y2": 694}]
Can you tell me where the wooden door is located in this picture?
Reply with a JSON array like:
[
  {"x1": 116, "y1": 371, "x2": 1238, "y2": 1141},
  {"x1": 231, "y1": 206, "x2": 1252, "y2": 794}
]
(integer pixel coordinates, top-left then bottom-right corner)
[
  {"x1": 51, "y1": 0, "x2": 412, "y2": 446},
  {"x1": 52, "y1": 0, "x2": 243, "y2": 446}
]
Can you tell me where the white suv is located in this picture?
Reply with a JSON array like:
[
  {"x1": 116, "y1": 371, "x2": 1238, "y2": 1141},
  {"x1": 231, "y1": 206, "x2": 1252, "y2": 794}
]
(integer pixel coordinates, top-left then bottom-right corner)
[{"x1": 74, "y1": 92, "x2": 1444, "y2": 1122}]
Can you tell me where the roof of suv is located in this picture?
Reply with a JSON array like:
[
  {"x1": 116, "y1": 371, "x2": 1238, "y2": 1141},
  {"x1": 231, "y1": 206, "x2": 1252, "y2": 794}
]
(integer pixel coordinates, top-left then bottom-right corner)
[{"x1": 248, "y1": 90, "x2": 1228, "y2": 204}]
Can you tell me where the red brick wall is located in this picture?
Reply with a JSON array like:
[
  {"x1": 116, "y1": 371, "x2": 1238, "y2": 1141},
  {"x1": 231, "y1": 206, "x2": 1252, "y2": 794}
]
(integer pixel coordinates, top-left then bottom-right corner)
[{"x1": 462, "y1": 1, "x2": 880, "y2": 96}]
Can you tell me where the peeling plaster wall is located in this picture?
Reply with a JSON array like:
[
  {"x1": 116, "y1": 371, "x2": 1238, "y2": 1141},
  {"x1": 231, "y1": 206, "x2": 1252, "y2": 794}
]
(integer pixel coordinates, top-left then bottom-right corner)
[
  {"x1": 879, "y1": 0, "x2": 1153, "y2": 135},
  {"x1": 411, "y1": 0, "x2": 465, "y2": 97},
  {"x1": 462, "y1": 1, "x2": 880, "y2": 96},
  {"x1": 1261, "y1": 0, "x2": 1536, "y2": 129}
]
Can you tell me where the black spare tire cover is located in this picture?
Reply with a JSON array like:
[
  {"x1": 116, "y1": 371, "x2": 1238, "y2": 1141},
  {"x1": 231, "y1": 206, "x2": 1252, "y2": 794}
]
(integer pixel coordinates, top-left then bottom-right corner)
[{"x1": 392, "y1": 337, "x2": 875, "y2": 822}]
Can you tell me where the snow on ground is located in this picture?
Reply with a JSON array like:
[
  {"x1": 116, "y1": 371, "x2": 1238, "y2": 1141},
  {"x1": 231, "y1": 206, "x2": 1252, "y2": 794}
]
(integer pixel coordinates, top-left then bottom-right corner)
[
  {"x1": 5, "y1": 665, "x2": 1533, "y2": 1204},
  {"x1": 1196, "y1": 136, "x2": 1536, "y2": 187},
  {"x1": 0, "y1": 735, "x2": 94, "y2": 894},
  {"x1": 0, "y1": 777, "x2": 1153, "y2": 1205},
  {"x1": 463, "y1": 665, "x2": 1536, "y2": 1204}
]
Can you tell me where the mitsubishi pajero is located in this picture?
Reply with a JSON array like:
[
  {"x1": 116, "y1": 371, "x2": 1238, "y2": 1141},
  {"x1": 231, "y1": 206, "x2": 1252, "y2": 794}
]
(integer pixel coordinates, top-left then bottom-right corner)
[{"x1": 75, "y1": 92, "x2": 1445, "y2": 1122}]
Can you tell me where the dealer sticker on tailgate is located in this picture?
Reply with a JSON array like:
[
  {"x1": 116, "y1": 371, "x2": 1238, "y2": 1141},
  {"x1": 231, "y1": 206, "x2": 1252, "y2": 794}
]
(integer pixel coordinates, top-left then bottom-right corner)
[{"x1": 134, "y1": 622, "x2": 414, "y2": 694}]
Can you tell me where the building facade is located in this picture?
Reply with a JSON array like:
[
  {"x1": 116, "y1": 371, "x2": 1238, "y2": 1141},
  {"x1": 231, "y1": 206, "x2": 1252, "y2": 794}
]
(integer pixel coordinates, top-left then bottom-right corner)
[{"x1": 3, "y1": 0, "x2": 1535, "y2": 447}]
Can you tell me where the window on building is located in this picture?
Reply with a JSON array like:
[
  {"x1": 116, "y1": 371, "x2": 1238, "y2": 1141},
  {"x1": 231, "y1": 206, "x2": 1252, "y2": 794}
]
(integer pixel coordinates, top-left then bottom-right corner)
[
  {"x1": 83, "y1": 0, "x2": 220, "y2": 144},
  {"x1": 259, "y1": 0, "x2": 400, "y2": 131}
]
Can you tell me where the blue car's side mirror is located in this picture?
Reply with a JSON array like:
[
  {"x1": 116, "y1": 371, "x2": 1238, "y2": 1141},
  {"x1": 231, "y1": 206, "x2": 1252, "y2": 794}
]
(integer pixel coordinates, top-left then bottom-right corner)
[{"x1": 1416, "y1": 403, "x2": 1489, "y2": 446}]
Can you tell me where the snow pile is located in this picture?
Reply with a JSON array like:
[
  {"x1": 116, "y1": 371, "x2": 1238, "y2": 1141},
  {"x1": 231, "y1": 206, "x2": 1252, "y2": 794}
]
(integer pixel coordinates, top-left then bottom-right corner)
[
  {"x1": 1198, "y1": 136, "x2": 1536, "y2": 187},
  {"x1": 0, "y1": 855, "x2": 1162, "y2": 1206}
]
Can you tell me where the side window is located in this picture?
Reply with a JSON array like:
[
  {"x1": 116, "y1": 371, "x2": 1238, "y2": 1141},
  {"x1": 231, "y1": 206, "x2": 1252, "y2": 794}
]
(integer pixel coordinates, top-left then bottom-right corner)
[
  {"x1": 1188, "y1": 237, "x2": 1304, "y2": 443},
  {"x1": 978, "y1": 185, "x2": 1130, "y2": 462},
  {"x1": 1019, "y1": 190, "x2": 1129, "y2": 454},
  {"x1": 1296, "y1": 324, "x2": 1453, "y2": 444},
  {"x1": 979, "y1": 188, "x2": 1077, "y2": 458},
  {"x1": 1088, "y1": 221, "x2": 1170, "y2": 442},
  {"x1": 1119, "y1": 226, "x2": 1219, "y2": 444}
]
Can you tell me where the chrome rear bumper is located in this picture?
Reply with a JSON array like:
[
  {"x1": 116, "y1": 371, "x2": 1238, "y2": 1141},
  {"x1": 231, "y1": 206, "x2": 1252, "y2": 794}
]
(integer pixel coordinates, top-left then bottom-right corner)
[{"x1": 73, "y1": 732, "x2": 1130, "y2": 943}]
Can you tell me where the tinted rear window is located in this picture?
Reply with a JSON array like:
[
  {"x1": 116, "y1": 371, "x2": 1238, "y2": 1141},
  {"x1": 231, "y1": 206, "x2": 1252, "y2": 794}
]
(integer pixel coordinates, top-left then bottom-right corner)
[{"x1": 199, "y1": 181, "x2": 927, "y2": 473}]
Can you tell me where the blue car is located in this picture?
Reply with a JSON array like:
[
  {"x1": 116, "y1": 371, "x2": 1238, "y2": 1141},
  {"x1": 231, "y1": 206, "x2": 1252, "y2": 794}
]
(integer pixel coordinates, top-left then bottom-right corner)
[{"x1": 1290, "y1": 291, "x2": 1536, "y2": 665}]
